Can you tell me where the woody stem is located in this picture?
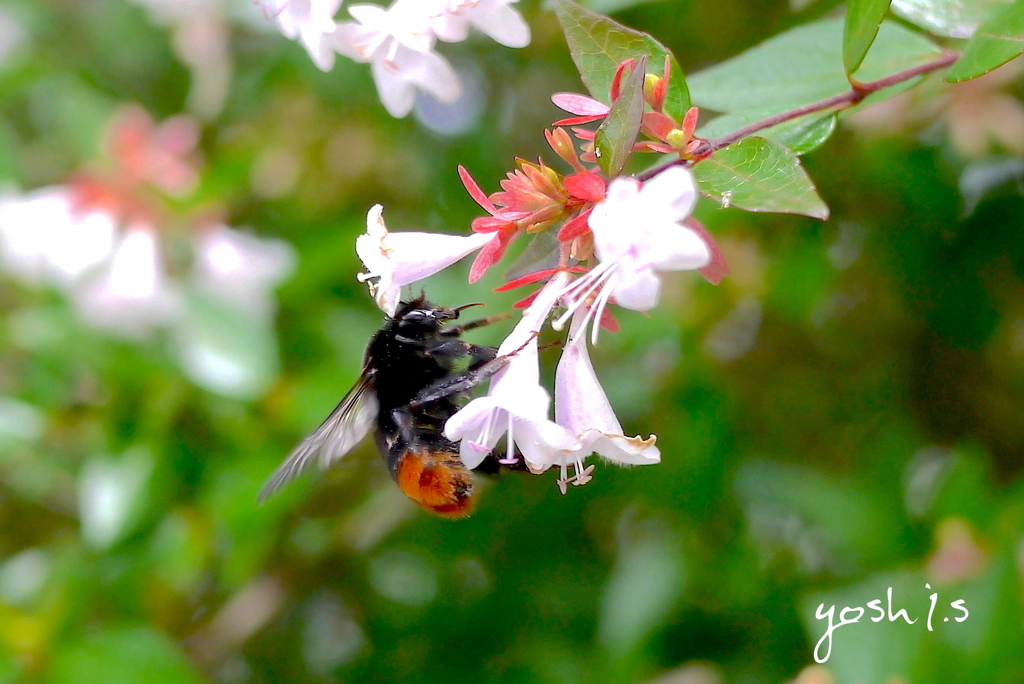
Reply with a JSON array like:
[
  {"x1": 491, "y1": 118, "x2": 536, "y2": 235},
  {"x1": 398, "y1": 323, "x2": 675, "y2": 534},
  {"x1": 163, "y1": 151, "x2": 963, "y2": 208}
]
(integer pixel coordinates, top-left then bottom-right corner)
[{"x1": 637, "y1": 50, "x2": 960, "y2": 181}]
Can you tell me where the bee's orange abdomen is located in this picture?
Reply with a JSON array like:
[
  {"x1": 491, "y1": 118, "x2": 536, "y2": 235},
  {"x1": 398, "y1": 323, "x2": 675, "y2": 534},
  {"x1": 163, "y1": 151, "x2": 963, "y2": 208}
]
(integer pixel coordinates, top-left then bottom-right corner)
[{"x1": 395, "y1": 449, "x2": 477, "y2": 518}]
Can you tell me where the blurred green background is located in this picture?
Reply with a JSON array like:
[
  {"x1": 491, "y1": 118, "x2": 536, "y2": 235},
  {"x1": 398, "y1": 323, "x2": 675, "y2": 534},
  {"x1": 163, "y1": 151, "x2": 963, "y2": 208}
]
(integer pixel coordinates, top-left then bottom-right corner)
[{"x1": 0, "y1": 0, "x2": 1023, "y2": 683}]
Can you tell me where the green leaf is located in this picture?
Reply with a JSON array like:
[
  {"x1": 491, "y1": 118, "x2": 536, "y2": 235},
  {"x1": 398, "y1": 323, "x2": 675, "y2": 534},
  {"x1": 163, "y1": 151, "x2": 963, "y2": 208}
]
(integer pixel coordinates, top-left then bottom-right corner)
[
  {"x1": 844, "y1": 0, "x2": 892, "y2": 74},
  {"x1": 688, "y1": 18, "x2": 941, "y2": 116},
  {"x1": 595, "y1": 55, "x2": 646, "y2": 176},
  {"x1": 598, "y1": 527, "x2": 685, "y2": 656},
  {"x1": 945, "y1": 0, "x2": 1024, "y2": 82},
  {"x1": 891, "y1": 0, "x2": 1012, "y2": 39},
  {"x1": 581, "y1": 0, "x2": 662, "y2": 12},
  {"x1": 772, "y1": 114, "x2": 839, "y2": 155},
  {"x1": 698, "y1": 109, "x2": 839, "y2": 155},
  {"x1": 802, "y1": 573, "x2": 926, "y2": 680},
  {"x1": 693, "y1": 137, "x2": 830, "y2": 219},
  {"x1": 45, "y1": 626, "x2": 206, "y2": 684},
  {"x1": 554, "y1": 0, "x2": 690, "y2": 120},
  {"x1": 736, "y1": 460, "x2": 907, "y2": 571}
]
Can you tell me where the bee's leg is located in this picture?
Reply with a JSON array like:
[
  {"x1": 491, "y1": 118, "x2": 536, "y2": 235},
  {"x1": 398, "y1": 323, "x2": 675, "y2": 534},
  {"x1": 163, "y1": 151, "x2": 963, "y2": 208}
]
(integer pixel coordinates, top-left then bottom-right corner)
[
  {"x1": 424, "y1": 339, "x2": 497, "y2": 369},
  {"x1": 467, "y1": 343, "x2": 498, "y2": 370},
  {"x1": 440, "y1": 313, "x2": 511, "y2": 337},
  {"x1": 408, "y1": 355, "x2": 509, "y2": 408},
  {"x1": 414, "y1": 333, "x2": 535, "y2": 407}
]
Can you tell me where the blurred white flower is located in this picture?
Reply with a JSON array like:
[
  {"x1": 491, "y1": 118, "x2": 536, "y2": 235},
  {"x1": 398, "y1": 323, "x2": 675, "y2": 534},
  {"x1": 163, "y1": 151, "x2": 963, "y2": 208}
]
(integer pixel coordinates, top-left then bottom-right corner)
[
  {"x1": 0, "y1": 187, "x2": 116, "y2": 286},
  {"x1": 554, "y1": 309, "x2": 660, "y2": 484},
  {"x1": 128, "y1": 0, "x2": 235, "y2": 117},
  {"x1": 258, "y1": 0, "x2": 530, "y2": 117},
  {"x1": 555, "y1": 166, "x2": 710, "y2": 343},
  {"x1": 193, "y1": 225, "x2": 297, "y2": 319},
  {"x1": 78, "y1": 447, "x2": 155, "y2": 550},
  {"x1": 444, "y1": 272, "x2": 580, "y2": 472},
  {"x1": 0, "y1": 6, "x2": 25, "y2": 66},
  {"x1": 356, "y1": 204, "x2": 495, "y2": 316},
  {"x1": 178, "y1": 225, "x2": 297, "y2": 399},
  {"x1": 333, "y1": 3, "x2": 459, "y2": 117},
  {"x1": 415, "y1": 0, "x2": 530, "y2": 48},
  {"x1": 260, "y1": 0, "x2": 343, "y2": 70},
  {"x1": 72, "y1": 228, "x2": 182, "y2": 338}
]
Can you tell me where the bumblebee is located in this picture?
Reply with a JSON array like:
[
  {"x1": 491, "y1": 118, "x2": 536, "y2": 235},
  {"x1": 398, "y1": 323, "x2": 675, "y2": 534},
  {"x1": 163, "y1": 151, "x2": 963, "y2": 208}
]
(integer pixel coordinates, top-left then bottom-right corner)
[{"x1": 259, "y1": 296, "x2": 510, "y2": 518}]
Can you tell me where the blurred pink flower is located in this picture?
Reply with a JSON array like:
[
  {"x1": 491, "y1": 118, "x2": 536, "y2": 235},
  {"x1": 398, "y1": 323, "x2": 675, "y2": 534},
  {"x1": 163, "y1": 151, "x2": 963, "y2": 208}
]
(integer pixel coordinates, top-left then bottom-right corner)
[{"x1": 105, "y1": 105, "x2": 201, "y2": 197}]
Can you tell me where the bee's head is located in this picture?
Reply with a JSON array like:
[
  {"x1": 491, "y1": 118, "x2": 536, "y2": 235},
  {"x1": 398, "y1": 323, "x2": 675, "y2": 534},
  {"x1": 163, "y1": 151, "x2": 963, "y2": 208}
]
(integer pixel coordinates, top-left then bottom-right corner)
[{"x1": 393, "y1": 297, "x2": 457, "y2": 333}]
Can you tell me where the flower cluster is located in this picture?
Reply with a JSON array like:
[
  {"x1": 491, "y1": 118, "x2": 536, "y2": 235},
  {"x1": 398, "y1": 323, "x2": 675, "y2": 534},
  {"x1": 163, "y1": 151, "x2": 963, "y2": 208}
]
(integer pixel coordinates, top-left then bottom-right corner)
[
  {"x1": 551, "y1": 56, "x2": 705, "y2": 161},
  {"x1": 355, "y1": 64, "x2": 729, "y2": 490},
  {"x1": 259, "y1": 0, "x2": 530, "y2": 117},
  {"x1": 0, "y1": 105, "x2": 295, "y2": 399}
]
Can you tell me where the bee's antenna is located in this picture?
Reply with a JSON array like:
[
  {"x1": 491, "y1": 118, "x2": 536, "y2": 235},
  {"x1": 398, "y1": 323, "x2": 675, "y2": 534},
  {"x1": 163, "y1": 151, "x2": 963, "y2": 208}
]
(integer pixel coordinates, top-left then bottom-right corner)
[
  {"x1": 443, "y1": 312, "x2": 511, "y2": 335},
  {"x1": 454, "y1": 302, "x2": 485, "y2": 313}
]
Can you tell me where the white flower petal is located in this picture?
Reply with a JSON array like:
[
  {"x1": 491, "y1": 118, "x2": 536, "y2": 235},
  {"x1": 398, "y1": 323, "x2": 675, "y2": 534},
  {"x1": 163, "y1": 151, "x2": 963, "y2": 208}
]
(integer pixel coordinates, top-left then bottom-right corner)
[
  {"x1": 356, "y1": 204, "x2": 496, "y2": 315},
  {"x1": 274, "y1": 0, "x2": 342, "y2": 70},
  {"x1": 563, "y1": 166, "x2": 710, "y2": 336},
  {"x1": 401, "y1": 47, "x2": 460, "y2": 104},
  {"x1": 498, "y1": 270, "x2": 569, "y2": 355},
  {"x1": 555, "y1": 316, "x2": 620, "y2": 437},
  {"x1": 603, "y1": 177, "x2": 640, "y2": 206},
  {"x1": 0, "y1": 187, "x2": 116, "y2": 286},
  {"x1": 371, "y1": 57, "x2": 418, "y2": 118},
  {"x1": 612, "y1": 265, "x2": 661, "y2": 311},
  {"x1": 469, "y1": 0, "x2": 530, "y2": 48},
  {"x1": 653, "y1": 225, "x2": 711, "y2": 271},
  {"x1": 331, "y1": 22, "x2": 372, "y2": 62},
  {"x1": 581, "y1": 431, "x2": 660, "y2": 465},
  {"x1": 640, "y1": 164, "x2": 697, "y2": 220},
  {"x1": 554, "y1": 310, "x2": 660, "y2": 466},
  {"x1": 517, "y1": 418, "x2": 582, "y2": 470},
  {"x1": 72, "y1": 228, "x2": 182, "y2": 338},
  {"x1": 346, "y1": 4, "x2": 386, "y2": 26},
  {"x1": 444, "y1": 396, "x2": 502, "y2": 468},
  {"x1": 428, "y1": 13, "x2": 470, "y2": 43},
  {"x1": 302, "y1": 30, "x2": 337, "y2": 71}
]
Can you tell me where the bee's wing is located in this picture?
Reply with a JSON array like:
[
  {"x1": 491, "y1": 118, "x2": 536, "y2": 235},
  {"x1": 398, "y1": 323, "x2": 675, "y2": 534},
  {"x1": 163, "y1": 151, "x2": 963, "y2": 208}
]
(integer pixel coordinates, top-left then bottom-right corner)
[{"x1": 258, "y1": 368, "x2": 379, "y2": 503}]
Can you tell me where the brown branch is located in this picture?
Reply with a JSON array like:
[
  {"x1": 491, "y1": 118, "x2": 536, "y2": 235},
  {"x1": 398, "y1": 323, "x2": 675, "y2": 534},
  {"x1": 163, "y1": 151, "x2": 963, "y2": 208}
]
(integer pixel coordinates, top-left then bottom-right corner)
[{"x1": 637, "y1": 50, "x2": 960, "y2": 181}]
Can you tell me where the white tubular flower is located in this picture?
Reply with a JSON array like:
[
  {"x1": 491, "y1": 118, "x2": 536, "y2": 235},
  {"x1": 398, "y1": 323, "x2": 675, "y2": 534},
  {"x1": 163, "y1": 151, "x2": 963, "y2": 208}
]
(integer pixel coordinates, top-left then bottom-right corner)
[
  {"x1": 414, "y1": 0, "x2": 531, "y2": 48},
  {"x1": 72, "y1": 228, "x2": 182, "y2": 338},
  {"x1": 555, "y1": 166, "x2": 711, "y2": 344},
  {"x1": 356, "y1": 204, "x2": 496, "y2": 316},
  {"x1": 193, "y1": 225, "x2": 297, "y2": 320},
  {"x1": 554, "y1": 308, "x2": 660, "y2": 476},
  {"x1": 333, "y1": 3, "x2": 459, "y2": 118},
  {"x1": 444, "y1": 272, "x2": 580, "y2": 472},
  {"x1": 0, "y1": 187, "x2": 116, "y2": 286},
  {"x1": 264, "y1": 0, "x2": 343, "y2": 71}
]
